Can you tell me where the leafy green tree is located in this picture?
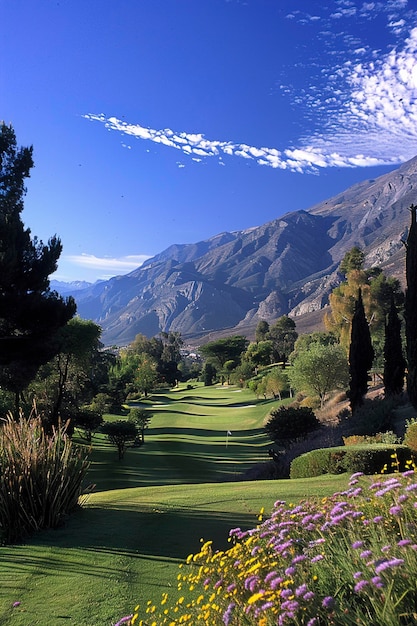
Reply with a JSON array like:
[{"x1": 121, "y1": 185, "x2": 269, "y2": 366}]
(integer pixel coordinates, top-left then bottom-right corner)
[
  {"x1": 89, "y1": 392, "x2": 113, "y2": 415},
  {"x1": 156, "y1": 331, "x2": 183, "y2": 385},
  {"x1": 73, "y1": 407, "x2": 103, "y2": 443},
  {"x1": 405, "y1": 205, "x2": 417, "y2": 409},
  {"x1": 200, "y1": 335, "x2": 249, "y2": 369},
  {"x1": 265, "y1": 368, "x2": 289, "y2": 401},
  {"x1": 255, "y1": 320, "x2": 270, "y2": 343},
  {"x1": 177, "y1": 358, "x2": 202, "y2": 382},
  {"x1": 221, "y1": 359, "x2": 236, "y2": 385},
  {"x1": 244, "y1": 340, "x2": 273, "y2": 367},
  {"x1": 106, "y1": 356, "x2": 137, "y2": 411},
  {"x1": 160, "y1": 331, "x2": 183, "y2": 364},
  {"x1": 248, "y1": 377, "x2": 267, "y2": 399},
  {"x1": 229, "y1": 361, "x2": 254, "y2": 387},
  {"x1": 347, "y1": 289, "x2": 375, "y2": 413},
  {"x1": 134, "y1": 353, "x2": 158, "y2": 396},
  {"x1": 0, "y1": 123, "x2": 76, "y2": 413},
  {"x1": 27, "y1": 318, "x2": 102, "y2": 430},
  {"x1": 289, "y1": 331, "x2": 338, "y2": 362},
  {"x1": 130, "y1": 333, "x2": 163, "y2": 360},
  {"x1": 128, "y1": 407, "x2": 152, "y2": 444},
  {"x1": 101, "y1": 420, "x2": 138, "y2": 460},
  {"x1": 128, "y1": 331, "x2": 183, "y2": 387},
  {"x1": 268, "y1": 316, "x2": 298, "y2": 364},
  {"x1": 383, "y1": 297, "x2": 406, "y2": 397},
  {"x1": 288, "y1": 342, "x2": 349, "y2": 408},
  {"x1": 202, "y1": 362, "x2": 217, "y2": 386}
]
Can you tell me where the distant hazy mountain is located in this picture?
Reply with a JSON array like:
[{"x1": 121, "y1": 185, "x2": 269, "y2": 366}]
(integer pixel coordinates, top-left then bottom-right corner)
[
  {"x1": 51, "y1": 280, "x2": 94, "y2": 295},
  {"x1": 74, "y1": 155, "x2": 417, "y2": 346}
]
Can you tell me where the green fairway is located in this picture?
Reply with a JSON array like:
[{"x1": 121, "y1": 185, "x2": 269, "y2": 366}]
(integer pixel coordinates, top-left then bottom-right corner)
[
  {"x1": 0, "y1": 384, "x2": 350, "y2": 626},
  {"x1": 86, "y1": 385, "x2": 276, "y2": 490}
]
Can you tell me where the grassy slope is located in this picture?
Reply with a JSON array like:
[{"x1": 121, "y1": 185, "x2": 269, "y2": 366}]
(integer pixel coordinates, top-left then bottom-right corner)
[{"x1": 0, "y1": 384, "x2": 350, "y2": 626}]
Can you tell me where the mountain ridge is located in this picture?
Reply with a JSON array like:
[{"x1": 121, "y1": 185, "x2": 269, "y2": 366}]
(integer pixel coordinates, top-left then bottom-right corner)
[{"x1": 71, "y1": 155, "x2": 417, "y2": 345}]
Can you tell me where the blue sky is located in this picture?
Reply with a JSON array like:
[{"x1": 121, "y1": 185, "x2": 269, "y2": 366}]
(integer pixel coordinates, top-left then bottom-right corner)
[{"x1": 1, "y1": 0, "x2": 417, "y2": 283}]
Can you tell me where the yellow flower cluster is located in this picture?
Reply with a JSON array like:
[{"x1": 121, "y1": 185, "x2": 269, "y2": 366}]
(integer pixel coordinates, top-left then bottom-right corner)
[{"x1": 125, "y1": 467, "x2": 417, "y2": 626}]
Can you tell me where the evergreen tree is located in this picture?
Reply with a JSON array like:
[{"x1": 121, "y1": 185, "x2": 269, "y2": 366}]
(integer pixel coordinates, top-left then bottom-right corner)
[
  {"x1": 405, "y1": 204, "x2": 417, "y2": 409},
  {"x1": 383, "y1": 297, "x2": 405, "y2": 396},
  {"x1": 347, "y1": 289, "x2": 374, "y2": 413},
  {"x1": 339, "y1": 246, "x2": 365, "y2": 276},
  {"x1": 255, "y1": 320, "x2": 269, "y2": 343},
  {"x1": 0, "y1": 123, "x2": 76, "y2": 412},
  {"x1": 268, "y1": 315, "x2": 298, "y2": 364}
]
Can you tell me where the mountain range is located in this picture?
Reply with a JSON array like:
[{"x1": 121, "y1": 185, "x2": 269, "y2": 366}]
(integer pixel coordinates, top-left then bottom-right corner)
[{"x1": 68, "y1": 155, "x2": 417, "y2": 346}]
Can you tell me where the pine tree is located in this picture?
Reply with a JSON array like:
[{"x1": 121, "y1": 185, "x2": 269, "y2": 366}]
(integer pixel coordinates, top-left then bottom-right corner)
[
  {"x1": 0, "y1": 123, "x2": 76, "y2": 413},
  {"x1": 347, "y1": 289, "x2": 374, "y2": 413},
  {"x1": 383, "y1": 297, "x2": 405, "y2": 396},
  {"x1": 405, "y1": 204, "x2": 417, "y2": 409}
]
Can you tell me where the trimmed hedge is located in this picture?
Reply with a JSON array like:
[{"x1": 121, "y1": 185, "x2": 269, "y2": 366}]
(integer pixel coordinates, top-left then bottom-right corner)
[{"x1": 290, "y1": 444, "x2": 413, "y2": 479}]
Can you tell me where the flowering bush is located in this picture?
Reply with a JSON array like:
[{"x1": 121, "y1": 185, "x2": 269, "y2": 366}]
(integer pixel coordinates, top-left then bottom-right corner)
[{"x1": 119, "y1": 461, "x2": 417, "y2": 625}]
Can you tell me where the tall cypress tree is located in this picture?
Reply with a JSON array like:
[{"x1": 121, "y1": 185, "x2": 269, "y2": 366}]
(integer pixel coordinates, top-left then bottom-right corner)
[
  {"x1": 405, "y1": 205, "x2": 417, "y2": 409},
  {"x1": 383, "y1": 296, "x2": 405, "y2": 396},
  {"x1": 348, "y1": 288, "x2": 374, "y2": 413},
  {"x1": 0, "y1": 123, "x2": 76, "y2": 413}
]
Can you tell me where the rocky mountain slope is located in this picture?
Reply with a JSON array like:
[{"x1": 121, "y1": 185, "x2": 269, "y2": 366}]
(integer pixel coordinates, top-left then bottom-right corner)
[{"x1": 74, "y1": 155, "x2": 417, "y2": 346}]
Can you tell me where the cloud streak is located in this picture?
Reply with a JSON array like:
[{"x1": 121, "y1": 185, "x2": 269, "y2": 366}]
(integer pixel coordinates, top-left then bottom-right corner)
[
  {"x1": 84, "y1": 17, "x2": 417, "y2": 174},
  {"x1": 65, "y1": 253, "x2": 151, "y2": 275}
]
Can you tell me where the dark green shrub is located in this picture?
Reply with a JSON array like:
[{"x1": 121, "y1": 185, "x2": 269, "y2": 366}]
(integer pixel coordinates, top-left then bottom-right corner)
[
  {"x1": 73, "y1": 407, "x2": 103, "y2": 443},
  {"x1": 290, "y1": 444, "x2": 412, "y2": 479},
  {"x1": 348, "y1": 397, "x2": 399, "y2": 436},
  {"x1": 265, "y1": 406, "x2": 320, "y2": 444},
  {"x1": 101, "y1": 420, "x2": 138, "y2": 459},
  {"x1": 0, "y1": 415, "x2": 90, "y2": 544}
]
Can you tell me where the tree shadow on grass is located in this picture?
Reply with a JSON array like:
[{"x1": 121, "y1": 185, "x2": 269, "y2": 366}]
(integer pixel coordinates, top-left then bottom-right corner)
[
  {"x1": 30, "y1": 505, "x2": 258, "y2": 560},
  {"x1": 147, "y1": 426, "x2": 265, "y2": 437},
  {"x1": 86, "y1": 429, "x2": 270, "y2": 491},
  {"x1": 147, "y1": 409, "x2": 210, "y2": 416}
]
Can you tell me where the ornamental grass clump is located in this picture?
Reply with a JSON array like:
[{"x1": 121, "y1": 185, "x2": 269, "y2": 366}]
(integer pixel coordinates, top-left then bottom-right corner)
[
  {"x1": 123, "y1": 462, "x2": 417, "y2": 625},
  {"x1": 0, "y1": 414, "x2": 90, "y2": 543}
]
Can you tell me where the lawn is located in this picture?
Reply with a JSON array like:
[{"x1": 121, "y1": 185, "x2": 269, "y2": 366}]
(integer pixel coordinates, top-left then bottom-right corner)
[{"x1": 0, "y1": 383, "x2": 350, "y2": 626}]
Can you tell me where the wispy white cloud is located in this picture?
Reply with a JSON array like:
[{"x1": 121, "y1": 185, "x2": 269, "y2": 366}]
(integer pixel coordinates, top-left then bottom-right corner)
[
  {"x1": 84, "y1": 9, "x2": 417, "y2": 174},
  {"x1": 65, "y1": 253, "x2": 151, "y2": 275},
  {"x1": 315, "y1": 25, "x2": 417, "y2": 161}
]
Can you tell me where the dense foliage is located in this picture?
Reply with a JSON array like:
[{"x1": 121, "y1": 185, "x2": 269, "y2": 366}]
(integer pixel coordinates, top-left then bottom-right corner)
[
  {"x1": 288, "y1": 342, "x2": 349, "y2": 407},
  {"x1": 347, "y1": 289, "x2": 374, "y2": 413},
  {"x1": 101, "y1": 420, "x2": 138, "y2": 459},
  {"x1": 405, "y1": 205, "x2": 417, "y2": 409},
  {"x1": 200, "y1": 335, "x2": 249, "y2": 369},
  {"x1": 383, "y1": 297, "x2": 406, "y2": 396},
  {"x1": 324, "y1": 248, "x2": 403, "y2": 354},
  {"x1": 264, "y1": 406, "x2": 319, "y2": 444},
  {"x1": 0, "y1": 124, "x2": 76, "y2": 412}
]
